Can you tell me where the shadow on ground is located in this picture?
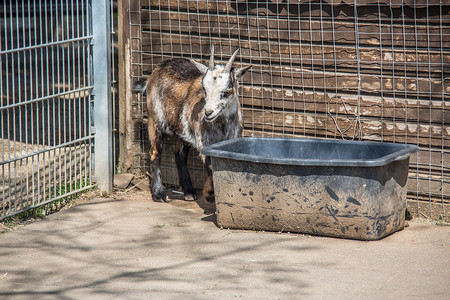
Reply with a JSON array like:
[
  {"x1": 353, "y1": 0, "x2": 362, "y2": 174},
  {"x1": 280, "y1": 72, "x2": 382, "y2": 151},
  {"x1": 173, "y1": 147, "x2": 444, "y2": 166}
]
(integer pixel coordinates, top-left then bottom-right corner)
[{"x1": 0, "y1": 193, "x2": 316, "y2": 298}]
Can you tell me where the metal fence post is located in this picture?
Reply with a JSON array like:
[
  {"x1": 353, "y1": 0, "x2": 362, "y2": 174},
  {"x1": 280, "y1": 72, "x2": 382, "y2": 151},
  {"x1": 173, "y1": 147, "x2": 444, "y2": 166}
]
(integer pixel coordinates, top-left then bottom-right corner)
[{"x1": 93, "y1": 0, "x2": 113, "y2": 191}]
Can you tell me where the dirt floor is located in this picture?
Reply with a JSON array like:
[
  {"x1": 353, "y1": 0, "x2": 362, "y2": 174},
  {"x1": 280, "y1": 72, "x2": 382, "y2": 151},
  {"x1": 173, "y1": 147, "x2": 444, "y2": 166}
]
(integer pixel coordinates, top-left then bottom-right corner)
[{"x1": 1, "y1": 175, "x2": 449, "y2": 299}]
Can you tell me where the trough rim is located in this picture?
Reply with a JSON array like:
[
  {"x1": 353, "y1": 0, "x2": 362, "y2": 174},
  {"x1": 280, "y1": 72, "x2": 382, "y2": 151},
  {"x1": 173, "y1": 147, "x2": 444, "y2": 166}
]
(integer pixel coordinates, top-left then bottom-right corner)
[{"x1": 201, "y1": 137, "x2": 418, "y2": 167}]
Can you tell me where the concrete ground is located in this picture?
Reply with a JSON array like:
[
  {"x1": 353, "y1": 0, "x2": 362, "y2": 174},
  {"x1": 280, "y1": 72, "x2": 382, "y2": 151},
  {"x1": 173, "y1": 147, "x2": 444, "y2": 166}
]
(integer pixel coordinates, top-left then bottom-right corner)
[{"x1": 0, "y1": 190, "x2": 449, "y2": 299}]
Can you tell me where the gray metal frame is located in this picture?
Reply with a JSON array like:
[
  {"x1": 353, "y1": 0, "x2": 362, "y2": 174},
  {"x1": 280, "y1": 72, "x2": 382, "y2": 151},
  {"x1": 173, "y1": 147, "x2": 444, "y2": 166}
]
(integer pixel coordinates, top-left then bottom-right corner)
[
  {"x1": 1, "y1": 0, "x2": 114, "y2": 220},
  {"x1": 93, "y1": 0, "x2": 113, "y2": 191}
]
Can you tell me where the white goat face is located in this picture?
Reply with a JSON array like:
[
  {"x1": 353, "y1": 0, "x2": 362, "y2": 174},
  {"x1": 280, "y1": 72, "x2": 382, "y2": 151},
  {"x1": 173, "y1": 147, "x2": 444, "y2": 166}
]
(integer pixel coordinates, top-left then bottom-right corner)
[
  {"x1": 202, "y1": 67, "x2": 236, "y2": 122},
  {"x1": 191, "y1": 46, "x2": 251, "y2": 122}
]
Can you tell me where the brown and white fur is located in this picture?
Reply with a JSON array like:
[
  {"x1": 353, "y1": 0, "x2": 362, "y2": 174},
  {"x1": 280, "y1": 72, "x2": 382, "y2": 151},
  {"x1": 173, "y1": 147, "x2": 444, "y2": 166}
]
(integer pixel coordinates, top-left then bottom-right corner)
[{"x1": 133, "y1": 46, "x2": 251, "y2": 202}]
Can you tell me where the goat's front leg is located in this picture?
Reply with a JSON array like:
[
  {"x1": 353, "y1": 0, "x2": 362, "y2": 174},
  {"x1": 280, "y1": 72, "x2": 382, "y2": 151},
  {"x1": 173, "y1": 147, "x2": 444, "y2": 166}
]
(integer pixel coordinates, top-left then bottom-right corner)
[
  {"x1": 148, "y1": 120, "x2": 166, "y2": 202},
  {"x1": 202, "y1": 156, "x2": 215, "y2": 202},
  {"x1": 175, "y1": 140, "x2": 197, "y2": 201}
]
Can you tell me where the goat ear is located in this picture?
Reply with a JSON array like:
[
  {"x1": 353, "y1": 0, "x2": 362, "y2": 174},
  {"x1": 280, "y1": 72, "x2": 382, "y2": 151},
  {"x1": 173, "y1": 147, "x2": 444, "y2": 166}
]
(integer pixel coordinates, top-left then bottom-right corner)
[
  {"x1": 233, "y1": 65, "x2": 252, "y2": 79},
  {"x1": 190, "y1": 59, "x2": 209, "y2": 74}
]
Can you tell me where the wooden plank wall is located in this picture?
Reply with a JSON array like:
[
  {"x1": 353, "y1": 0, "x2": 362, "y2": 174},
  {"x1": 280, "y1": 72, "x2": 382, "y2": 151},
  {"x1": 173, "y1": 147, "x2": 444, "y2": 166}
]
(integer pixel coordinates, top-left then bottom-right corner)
[{"x1": 127, "y1": 0, "x2": 449, "y2": 221}]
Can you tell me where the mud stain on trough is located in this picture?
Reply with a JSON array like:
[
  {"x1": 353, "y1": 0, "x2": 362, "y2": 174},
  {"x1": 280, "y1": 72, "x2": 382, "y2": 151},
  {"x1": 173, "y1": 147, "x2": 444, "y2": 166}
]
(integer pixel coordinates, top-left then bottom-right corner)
[
  {"x1": 346, "y1": 197, "x2": 361, "y2": 206},
  {"x1": 325, "y1": 186, "x2": 339, "y2": 202}
]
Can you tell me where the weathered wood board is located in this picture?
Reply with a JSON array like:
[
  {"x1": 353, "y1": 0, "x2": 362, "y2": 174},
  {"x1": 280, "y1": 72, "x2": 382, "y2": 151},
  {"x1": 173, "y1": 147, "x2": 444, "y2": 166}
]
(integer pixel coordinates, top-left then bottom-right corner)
[
  {"x1": 141, "y1": 9, "x2": 450, "y2": 49},
  {"x1": 140, "y1": 32, "x2": 449, "y2": 81},
  {"x1": 142, "y1": 1, "x2": 450, "y2": 23},
  {"x1": 241, "y1": 108, "x2": 450, "y2": 147},
  {"x1": 240, "y1": 86, "x2": 450, "y2": 124}
]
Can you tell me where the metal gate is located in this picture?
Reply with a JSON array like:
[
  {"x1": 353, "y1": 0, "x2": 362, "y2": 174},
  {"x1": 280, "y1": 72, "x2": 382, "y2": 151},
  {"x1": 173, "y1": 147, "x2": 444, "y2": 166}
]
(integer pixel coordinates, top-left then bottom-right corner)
[{"x1": 0, "y1": 0, "x2": 114, "y2": 220}]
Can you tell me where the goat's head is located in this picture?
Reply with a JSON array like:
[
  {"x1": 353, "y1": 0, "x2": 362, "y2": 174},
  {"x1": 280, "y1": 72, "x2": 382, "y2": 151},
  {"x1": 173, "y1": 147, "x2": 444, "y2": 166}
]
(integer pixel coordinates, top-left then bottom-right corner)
[{"x1": 192, "y1": 45, "x2": 251, "y2": 122}]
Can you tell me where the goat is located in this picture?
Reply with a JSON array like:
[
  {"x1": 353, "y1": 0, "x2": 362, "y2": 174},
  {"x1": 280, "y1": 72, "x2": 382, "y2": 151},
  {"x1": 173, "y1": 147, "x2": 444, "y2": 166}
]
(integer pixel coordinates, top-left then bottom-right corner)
[{"x1": 132, "y1": 46, "x2": 251, "y2": 202}]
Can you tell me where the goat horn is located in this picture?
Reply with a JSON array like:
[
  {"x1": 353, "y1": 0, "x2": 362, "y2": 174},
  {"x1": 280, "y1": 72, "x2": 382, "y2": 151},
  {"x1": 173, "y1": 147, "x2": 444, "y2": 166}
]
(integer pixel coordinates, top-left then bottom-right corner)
[
  {"x1": 224, "y1": 48, "x2": 239, "y2": 73},
  {"x1": 209, "y1": 44, "x2": 215, "y2": 70}
]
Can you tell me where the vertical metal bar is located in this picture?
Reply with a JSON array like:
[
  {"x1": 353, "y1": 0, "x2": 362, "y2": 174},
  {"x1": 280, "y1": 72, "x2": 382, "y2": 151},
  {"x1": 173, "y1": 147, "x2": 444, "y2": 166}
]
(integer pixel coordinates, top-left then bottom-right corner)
[
  {"x1": 426, "y1": 3, "x2": 432, "y2": 219},
  {"x1": 64, "y1": 0, "x2": 72, "y2": 195},
  {"x1": 1, "y1": 1, "x2": 5, "y2": 216},
  {"x1": 274, "y1": 1, "x2": 284, "y2": 136},
  {"x1": 439, "y1": 3, "x2": 446, "y2": 221},
  {"x1": 45, "y1": 0, "x2": 51, "y2": 201},
  {"x1": 67, "y1": 0, "x2": 73, "y2": 193},
  {"x1": 73, "y1": 0, "x2": 80, "y2": 192},
  {"x1": 86, "y1": 0, "x2": 90, "y2": 186},
  {"x1": 389, "y1": 3, "x2": 395, "y2": 144},
  {"x1": 34, "y1": 0, "x2": 41, "y2": 206},
  {"x1": 77, "y1": 0, "x2": 82, "y2": 188},
  {"x1": 157, "y1": 0, "x2": 163, "y2": 63},
  {"x1": 400, "y1": 2, "x2": 414, "y2": 212},
  {"x1": 5, "y1": 3, "x2": 10, "y2": 211},
  {"x1": 377, "y1": 2, "x2": 384, "y2": 142},
  {"x1": 413, "y1": 2, "x2": 420, "y2": 216},
  {"x1": 37, "y1": 0, "x2": 46, "y2": 203},
  {"x1": 296, "y1": 4, "x2": 307, "y2": 137},
  {"x1": 168, "y1": 0, "x2": 173, "y2": 56},
  {"x1": 244, "y1": 0, "x2": 254, "y2": 137},
  {"x1": 27, "y1": 0, "x2": 34, "y2": 207},
  {"x1": 307, "y1": 2, "x2": 316, "y2": 138},
  {"x1": 319, "y1": 1, "x2": 326, "y2": 139},
  {"x1": 82, "y1": 0, "x2": 87, "y2": 186},
  {"x1": 110, "y1": 0, "x2": 114, "y2": 176},
  {"x1": 50, "y1": 0, "x2": 62, "y2": 199},
  {"x1": 401, "y1": 4, "x2": 408, "y2": 145},
  {"x1": 110, "y1": 0, "x2": 116, "y2": 176},
  {"x1": 73, "y1": 0, "x2": 78, "y2": 191},
  {"x1": 93, "y1": 0, "x2": 113, "y2": 191},
  {"x1": 1, "y1": 2, "x2": 4, "y2": 216},
  {"x1": 7, "y1": 2, "x2": 11, "y2": 168},
  {"x1": 1, "y1": 162, "x2": 4, "y2": 217},
  {"x1": 9, "y1": 1, "x2": 14, "y2": 213},
  {"x1": 22, "y1": 0, "x2": 28, "y2": 208},
  {"x1": 253, "y1": 0, "x2": 263, "y2": 136},
  {"x1": 265, "y1": 1, "x2": 272, "y2": 136},
  {"x1": 12, "y1": 0, "x2": 18, "y2": 212},
  {"x1": 138, "y1": 0, "x2": 145, "y2": 174},
  {"x1": 329, "y1": 1, "x2": 339, "y2": 139},
  {"x1": 46, "y1": 0, "x2": 55, "y2": 200},
  {"x1": 195, "y1": 0, "x2": 203, "y2": 63},
  {"x1": 225, "y1": 0, "x2": 233, "y2": 61},
  {"x1": 185, "y1": 0, "x2": 193, "y2": 58},
  {"x1": 87, "y1": 0, "x2": 93, "y2": 187},
  {"x1": 353, "y1": 1, "x2": 361, "y2": 140},
  {"x1": 49, "y1": 0, "x2": 55, "y2": 199}
]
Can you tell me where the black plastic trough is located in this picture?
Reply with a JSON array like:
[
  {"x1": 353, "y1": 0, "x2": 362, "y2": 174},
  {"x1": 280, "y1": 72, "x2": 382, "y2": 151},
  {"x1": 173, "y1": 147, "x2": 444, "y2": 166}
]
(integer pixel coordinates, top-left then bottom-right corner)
[{"x1": 202, "y1": 137, "x2": 418, "y2": 240}]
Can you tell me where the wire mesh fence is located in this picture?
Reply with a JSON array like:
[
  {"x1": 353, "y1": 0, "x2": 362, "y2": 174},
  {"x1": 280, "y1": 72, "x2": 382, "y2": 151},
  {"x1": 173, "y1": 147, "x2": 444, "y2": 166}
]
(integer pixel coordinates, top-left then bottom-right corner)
[
  {"x1": 126, "y1": 0, "x2": 449, "y2": 221},
  {"x1": 0, "y1": 1, "x2": 97, "y2": 220}
]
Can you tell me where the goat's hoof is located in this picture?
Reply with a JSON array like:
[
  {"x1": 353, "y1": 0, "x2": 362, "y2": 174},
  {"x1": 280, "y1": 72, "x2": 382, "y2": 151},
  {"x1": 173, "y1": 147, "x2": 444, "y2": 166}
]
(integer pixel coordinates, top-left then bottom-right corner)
[
  {"x1": 152, "y1": 190, "x2": 167, "y2": 203},
  {"x1": 153, "y1": 196, "x2": 168, "y2": 203},
  {"x1": 184, "y1": 193, "x2": 197, "y2": 201},
  {"x1": 183, "y1": 188, "x2": 197, "y2": 201}
]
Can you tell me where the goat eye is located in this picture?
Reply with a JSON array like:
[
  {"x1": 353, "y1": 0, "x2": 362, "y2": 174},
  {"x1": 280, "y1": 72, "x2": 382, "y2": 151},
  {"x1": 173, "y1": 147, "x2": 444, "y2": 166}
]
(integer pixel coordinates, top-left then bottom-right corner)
[{"x1": 222, "y1": 90, "x2": 232, "y2": 98}]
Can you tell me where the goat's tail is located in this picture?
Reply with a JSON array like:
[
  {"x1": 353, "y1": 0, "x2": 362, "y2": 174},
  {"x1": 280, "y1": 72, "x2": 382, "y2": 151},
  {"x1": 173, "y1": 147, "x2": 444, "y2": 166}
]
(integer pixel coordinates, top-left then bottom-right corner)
[{"x1": 132, "y1": 78, "x2": 148, "y2": 96}]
